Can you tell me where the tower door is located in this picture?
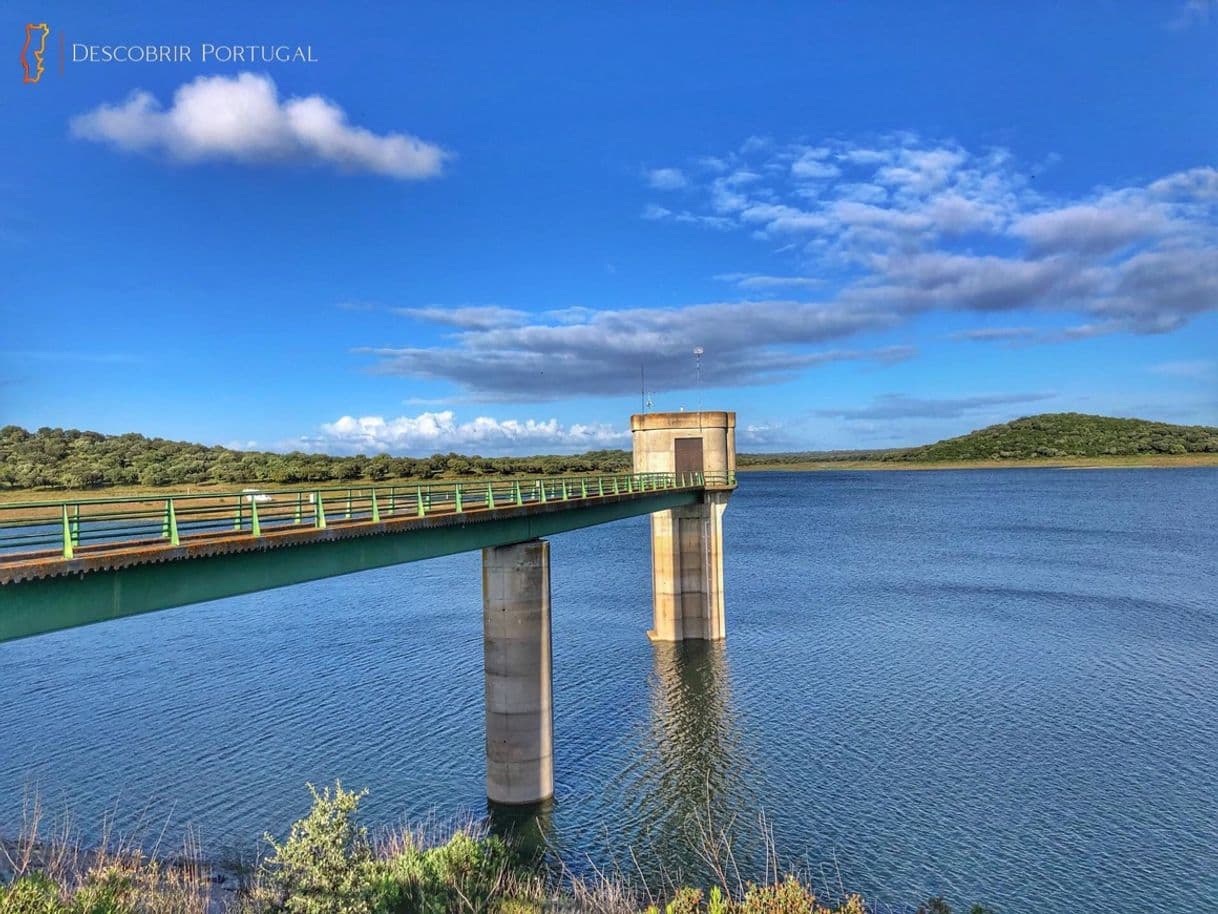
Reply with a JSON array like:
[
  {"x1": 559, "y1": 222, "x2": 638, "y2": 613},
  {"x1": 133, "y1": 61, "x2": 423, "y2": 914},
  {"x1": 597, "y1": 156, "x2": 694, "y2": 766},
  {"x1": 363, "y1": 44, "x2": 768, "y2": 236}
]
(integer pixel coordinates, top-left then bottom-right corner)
[{"x1": 674, "y1": 437, "x2": 704, "y2": 476}]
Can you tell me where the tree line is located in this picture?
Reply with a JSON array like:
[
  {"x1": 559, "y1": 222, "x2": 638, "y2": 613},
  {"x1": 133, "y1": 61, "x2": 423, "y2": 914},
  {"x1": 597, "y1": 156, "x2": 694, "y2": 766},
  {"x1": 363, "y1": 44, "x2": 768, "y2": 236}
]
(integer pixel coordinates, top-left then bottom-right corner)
[{"x1": 0, "y1": 425, "x2": 632, "y2": 491}]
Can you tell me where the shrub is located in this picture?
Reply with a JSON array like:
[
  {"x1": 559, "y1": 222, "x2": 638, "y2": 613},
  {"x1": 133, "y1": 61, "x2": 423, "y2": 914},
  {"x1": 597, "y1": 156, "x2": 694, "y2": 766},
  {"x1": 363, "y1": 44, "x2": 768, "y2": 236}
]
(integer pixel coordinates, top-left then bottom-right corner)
[
  {"x1": 1, "y1": 872, "x2": 67, "y2": 914},
  {"x1": 261, "y1": 783, "x2": 374, "y2": 914},
  {"x1": 370, "y1": 831, "x2": 510, "y2": 914}
]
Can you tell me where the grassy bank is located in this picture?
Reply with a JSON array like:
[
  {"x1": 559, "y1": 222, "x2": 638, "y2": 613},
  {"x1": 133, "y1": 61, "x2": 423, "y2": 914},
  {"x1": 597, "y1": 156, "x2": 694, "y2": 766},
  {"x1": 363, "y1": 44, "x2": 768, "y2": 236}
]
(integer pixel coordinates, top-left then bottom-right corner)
[{"x1": 1, "y1": 784, "x2": 992, "y2": 914}]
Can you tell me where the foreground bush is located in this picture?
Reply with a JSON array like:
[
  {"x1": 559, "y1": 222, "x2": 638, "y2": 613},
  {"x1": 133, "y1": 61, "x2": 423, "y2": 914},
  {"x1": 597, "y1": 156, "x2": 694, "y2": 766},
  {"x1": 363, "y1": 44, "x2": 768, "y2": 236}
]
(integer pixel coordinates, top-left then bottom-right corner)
[{"x1": 2, "y1": 784, "x2": 994, "y2": 914}]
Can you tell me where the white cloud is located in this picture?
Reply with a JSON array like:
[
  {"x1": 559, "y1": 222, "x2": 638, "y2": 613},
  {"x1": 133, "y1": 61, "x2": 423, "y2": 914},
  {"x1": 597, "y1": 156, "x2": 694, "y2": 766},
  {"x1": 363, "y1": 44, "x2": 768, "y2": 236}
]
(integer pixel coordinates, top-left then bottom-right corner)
[
  {"x1": 647, "y1": 167, "x2": 688, "y2": 190},
  {"x1": 948, "y1": 326, "x2": 1039, "y2": 343},
  {"x1": 713, "y1": 273, "x2": 824, "y2": 290},
  {"x1": 791, "y1": 151, "x2": 840, "y2": 180},
  {"x1": 1010, "y1": 199, "x2": 1170, "y2": 254},
  {"x1": 642, "y1": 134, "x2": 1218, "y2": 336},
  {"x1": 70, "y1": 72, "x2": 448, "y2": 180},
  {"x1": 356, "y1": 299, "x2": 910, "y2": 399},
  {"x1": 313, "y1": 410, "x2": 627, "y2": 454}
]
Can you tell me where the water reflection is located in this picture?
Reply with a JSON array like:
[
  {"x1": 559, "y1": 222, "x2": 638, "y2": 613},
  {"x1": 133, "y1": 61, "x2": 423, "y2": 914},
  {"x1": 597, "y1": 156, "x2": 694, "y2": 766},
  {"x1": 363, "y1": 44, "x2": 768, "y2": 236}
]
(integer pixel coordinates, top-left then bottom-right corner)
[
  {"x1": 608, "y1": 639, "x2": 763, "y2": 882},
  {"x1": 487, "y1": 796, "x2": 553, "y2": 867}
]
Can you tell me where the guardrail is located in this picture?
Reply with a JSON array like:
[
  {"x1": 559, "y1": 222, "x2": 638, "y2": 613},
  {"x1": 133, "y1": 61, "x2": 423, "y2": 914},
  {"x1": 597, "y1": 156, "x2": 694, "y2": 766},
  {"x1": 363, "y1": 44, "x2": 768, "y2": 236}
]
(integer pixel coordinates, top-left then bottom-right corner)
[{"x1": 0, "y1": 471, "x2": 736, "y2": 562}]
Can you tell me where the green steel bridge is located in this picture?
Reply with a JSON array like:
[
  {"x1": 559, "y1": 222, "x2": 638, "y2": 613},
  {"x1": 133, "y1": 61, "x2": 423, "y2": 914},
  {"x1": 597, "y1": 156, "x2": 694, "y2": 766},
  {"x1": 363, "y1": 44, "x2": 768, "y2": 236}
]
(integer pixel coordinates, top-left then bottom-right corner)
[{"x1": 0, "y1": 471, "x2": 734, "y2": 644}]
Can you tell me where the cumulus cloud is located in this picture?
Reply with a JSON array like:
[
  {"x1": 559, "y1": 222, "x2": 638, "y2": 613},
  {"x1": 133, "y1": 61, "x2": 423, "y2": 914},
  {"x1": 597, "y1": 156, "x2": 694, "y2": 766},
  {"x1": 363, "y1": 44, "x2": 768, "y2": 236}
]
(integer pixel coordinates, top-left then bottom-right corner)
[
  {"x1": 640, "y1": 133, "x2": 1218, "y2": 336},
  {"x1": 647, "y1": 167, "x2": 688, "y2": 190},
  {"x1": 365, "y1": 299, "x2": 912, "y2": 399},
  {"x1": 311, "y1": 410, "x2": 626, "y2": 454},
  {"x1": 1009, "y1": 198, "x2": 1171, "y2": 255},
  {"x1": 345, "y1": 134, "x2": 1214, "y2": 403},
  {"x1": 70, "y1": 72, "x2": 448, "y2": 179}
]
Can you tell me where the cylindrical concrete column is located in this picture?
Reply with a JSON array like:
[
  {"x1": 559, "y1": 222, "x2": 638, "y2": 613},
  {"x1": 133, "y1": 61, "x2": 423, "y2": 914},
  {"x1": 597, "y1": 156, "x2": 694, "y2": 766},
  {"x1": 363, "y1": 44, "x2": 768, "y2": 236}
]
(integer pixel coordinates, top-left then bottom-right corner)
[{"x1": 482, "y1": 539, "x2": 554, "y2": 805}]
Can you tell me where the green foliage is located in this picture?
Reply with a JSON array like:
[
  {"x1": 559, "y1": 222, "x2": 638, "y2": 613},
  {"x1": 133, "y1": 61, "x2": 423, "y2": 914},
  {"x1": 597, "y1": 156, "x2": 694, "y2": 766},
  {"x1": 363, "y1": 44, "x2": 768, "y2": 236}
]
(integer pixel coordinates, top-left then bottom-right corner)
[
  {"x1": 641, "y1": 880, "x2": 868, "y2": 914},
  {"x1": 0, "y1": 426, "x2": 633, "y2": 492},
  {"x1": 898, "y1": 413, "x2": 1218, "y2": 462},
  {"x1": 254, "y1": 783, "x2": 511, "y2": 914},
  {"x1": 261, "y1": 783, "x2": 374, "y2": 914},
  {"x1": 65, "y1": 869, "x2": 133, "y2": 914},
  {"x1": 1, "y1": 872, "x2": 65, "y2": 914},
  {"x1": 370, "y1": 831, "x2": 509, "y2": 914},
  {"x1": 0, "y1": 867, "x2": 142, "y2": 914},
  {"x1": 1, "y1": 784, "x2": 994, "y2": 914}
]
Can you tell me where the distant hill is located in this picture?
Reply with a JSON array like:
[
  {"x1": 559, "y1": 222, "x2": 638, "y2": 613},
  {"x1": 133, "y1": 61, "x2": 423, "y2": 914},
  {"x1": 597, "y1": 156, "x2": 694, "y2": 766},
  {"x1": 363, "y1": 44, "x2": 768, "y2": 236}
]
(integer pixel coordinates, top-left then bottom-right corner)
[
  {"x1": 895, "y1": 413, "x2": 1218, "y2": 461},
  {"x1": 736, "y1": 413, "x2": 1218, "y2": 467}
]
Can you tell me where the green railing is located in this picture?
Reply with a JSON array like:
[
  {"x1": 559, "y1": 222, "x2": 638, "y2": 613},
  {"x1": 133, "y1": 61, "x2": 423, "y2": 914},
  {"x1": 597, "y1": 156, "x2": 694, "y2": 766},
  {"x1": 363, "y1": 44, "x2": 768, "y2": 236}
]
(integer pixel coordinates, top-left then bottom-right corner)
[{"x1": 0, "y1": 471, "x2": 736, "y2": 562}]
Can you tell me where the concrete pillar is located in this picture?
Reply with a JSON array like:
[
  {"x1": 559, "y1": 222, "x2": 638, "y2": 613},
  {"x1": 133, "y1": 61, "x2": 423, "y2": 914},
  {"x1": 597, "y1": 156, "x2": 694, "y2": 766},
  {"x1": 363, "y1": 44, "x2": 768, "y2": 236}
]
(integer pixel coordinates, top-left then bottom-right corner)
[
  {"x1": 482, "y1": 539, "x2": 553, "y2": 805},
  {"x1": 632, "y1": 412, "x2": 735, "y2": 642}
]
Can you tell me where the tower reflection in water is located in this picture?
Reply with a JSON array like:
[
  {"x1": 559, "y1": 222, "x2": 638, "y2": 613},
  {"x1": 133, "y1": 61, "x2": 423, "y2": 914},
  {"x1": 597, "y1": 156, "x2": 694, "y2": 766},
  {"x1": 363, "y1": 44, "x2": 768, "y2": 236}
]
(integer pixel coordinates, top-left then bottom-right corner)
[
  {"x1": 610, "y1": 639, "x2": 763, "y2": 883},
  {"x1": 487, "y1": 640, "x2": 763, "y2": 881}
]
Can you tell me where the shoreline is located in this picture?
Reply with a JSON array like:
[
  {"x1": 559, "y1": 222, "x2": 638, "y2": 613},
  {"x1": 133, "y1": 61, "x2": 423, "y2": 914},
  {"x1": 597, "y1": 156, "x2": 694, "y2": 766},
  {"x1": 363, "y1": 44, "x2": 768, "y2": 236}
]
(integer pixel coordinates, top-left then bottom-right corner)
[{"x1": 738, "y1": 454, "x2": 1218, "y2": 472}]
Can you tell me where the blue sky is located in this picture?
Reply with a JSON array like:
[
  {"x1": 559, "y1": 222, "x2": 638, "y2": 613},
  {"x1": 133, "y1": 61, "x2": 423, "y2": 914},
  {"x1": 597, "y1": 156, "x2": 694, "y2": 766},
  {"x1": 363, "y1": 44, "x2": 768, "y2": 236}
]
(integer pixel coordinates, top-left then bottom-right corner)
[{"x1": 3, "y1": 1, "x2": 1216, "y2": 454}]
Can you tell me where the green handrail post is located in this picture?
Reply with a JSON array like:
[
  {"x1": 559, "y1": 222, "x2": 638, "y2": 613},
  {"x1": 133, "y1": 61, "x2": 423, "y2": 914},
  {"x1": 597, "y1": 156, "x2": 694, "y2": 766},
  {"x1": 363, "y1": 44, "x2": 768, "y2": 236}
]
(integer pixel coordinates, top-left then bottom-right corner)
[
  {"x1": 71, "y1": 504, "x2": 80, "y2": 547},
  {"x1": 486, "y1": 484, "x2": 495, "y2": 508},
  {"x1": 250, "y1": 499, "x2": 262, "y2": 537},
  {"x1": 166, "y1": 499, "x2": 180, "y2": 546},
  {"x1": 345, "y1": 489, "x2": 352, "y2": 520},
  {"x1": 597, "y1": 477, "x2": 604, "y2": 497},
  {"x1": 562, "y1": 480, "x2": 569, "y2": 501},
  {"x1": 315, "y1": 492, "x2": 327, "y2": 529},
  {"x1": 234, "y1": 496, "x2": 243, "y2": 531},
  {"x1": 613, "y1": 477, "x2": 620, "y2": 495},
  {"x1": 371, "y1": 490, "x2": 381, "y2": 523},
  {"x1": 514, "y1": 480, "x2": 523, "y2": 506},
  {"x1": 581, "y1": 479, "x2": 588, "y2": 498},
  {"x1": 61, "y1": 505, "x2": 74, "y2": 559},
  {"x1": 540, "y1": 479, "x2": 547, "y2": 504},
  {"x1": 455, "y1": 484, "x2": 463, "y2": 513},
  {"x1": 295, "y1": 492, "x2": 303, "y2": 524},
  {"x1": 416, "y1": 486, "x2": 426, "y2": 518}
]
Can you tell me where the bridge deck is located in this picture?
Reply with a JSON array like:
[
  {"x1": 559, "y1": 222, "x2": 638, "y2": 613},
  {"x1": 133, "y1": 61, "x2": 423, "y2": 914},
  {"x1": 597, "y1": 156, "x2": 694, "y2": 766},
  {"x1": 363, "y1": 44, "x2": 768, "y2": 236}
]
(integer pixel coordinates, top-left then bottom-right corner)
[{"x1": 0, "y1": 472, "x2": 734, "y2": 642}]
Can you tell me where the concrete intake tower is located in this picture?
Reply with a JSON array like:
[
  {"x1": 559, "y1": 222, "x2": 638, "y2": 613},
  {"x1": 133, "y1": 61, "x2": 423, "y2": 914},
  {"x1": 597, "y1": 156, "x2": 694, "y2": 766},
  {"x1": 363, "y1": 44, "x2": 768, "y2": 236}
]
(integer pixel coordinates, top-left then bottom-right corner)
[{"x1": 632, "y1": 410, "x2": 736, "y2": 642}]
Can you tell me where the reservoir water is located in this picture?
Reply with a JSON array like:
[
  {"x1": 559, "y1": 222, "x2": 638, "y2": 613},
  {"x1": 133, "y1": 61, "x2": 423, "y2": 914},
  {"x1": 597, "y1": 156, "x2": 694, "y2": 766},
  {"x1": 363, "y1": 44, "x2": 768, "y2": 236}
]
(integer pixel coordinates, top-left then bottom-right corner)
[{"x1": 2, "y1": 469, "x2": 1216, "y2": 912}]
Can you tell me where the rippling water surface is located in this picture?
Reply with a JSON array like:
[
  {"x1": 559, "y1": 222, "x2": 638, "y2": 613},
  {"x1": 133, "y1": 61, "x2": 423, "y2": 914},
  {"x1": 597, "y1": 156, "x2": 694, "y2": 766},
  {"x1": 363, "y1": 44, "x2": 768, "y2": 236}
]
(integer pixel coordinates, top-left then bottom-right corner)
[{"x1": 3, "y1": 469, "x2": 1216, "y2": 912}]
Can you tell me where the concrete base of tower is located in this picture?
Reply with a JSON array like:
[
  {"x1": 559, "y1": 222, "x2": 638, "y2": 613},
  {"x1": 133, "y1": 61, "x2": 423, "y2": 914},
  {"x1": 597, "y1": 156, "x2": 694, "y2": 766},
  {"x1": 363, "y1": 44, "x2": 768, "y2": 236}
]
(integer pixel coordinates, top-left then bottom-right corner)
[{"x1": 646, "y1": 490, "x2": 729, "y2": 642}]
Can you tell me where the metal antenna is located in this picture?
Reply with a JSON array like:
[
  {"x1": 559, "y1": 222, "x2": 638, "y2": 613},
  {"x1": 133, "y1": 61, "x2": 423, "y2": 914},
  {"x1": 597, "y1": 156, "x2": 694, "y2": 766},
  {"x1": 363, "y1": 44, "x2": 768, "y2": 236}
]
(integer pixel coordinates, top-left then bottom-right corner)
[{"x1": 693, "y1": 347, "x2": 704, "y2": 413}]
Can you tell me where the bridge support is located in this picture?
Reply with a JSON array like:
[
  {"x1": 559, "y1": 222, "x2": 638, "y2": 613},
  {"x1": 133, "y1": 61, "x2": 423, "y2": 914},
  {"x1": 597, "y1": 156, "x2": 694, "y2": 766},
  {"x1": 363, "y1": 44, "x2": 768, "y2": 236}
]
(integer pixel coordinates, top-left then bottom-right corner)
[
  {"x1": 482, "y1": 539, "x2": 554, "y2": 805},
  {"x1": 632, "y1": 411, "x2": 735, "y2": 642}
]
